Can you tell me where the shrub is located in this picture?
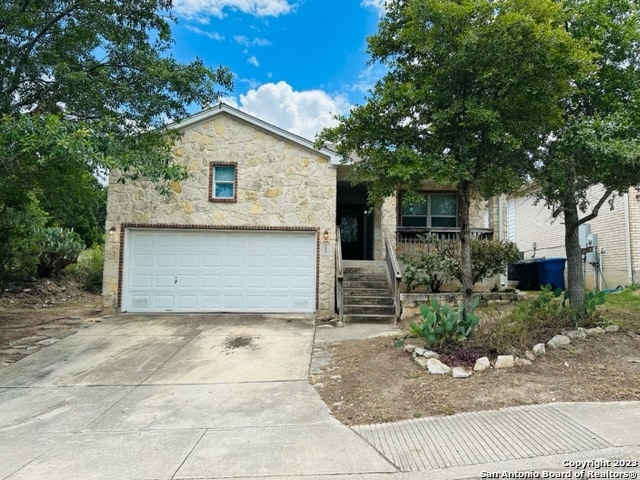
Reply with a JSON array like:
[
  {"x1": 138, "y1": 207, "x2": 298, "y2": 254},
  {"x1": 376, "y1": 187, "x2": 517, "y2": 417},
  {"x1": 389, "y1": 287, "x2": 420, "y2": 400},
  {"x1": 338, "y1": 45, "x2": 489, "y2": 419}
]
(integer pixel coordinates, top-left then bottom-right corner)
[
  {"x1": 37, "y1": 227, "x2": 85, "y2": 278},
  {"x1": 402, "y1": 252, "x2": 455, "y2": 292},
  {"x1": 449, "y1": 239, "x2": 521, "y2": 285},
  {"x1": 0, "y1": 199, "x2": 47, "y2": 293},
  {"x1": 402, "y1": 237, "x2": 521, "y2": 292},
  {"x1": 64, "y1": 245, "x2": 104, "y2": 293},
  {"x1": 395, "y1": 296, "x2": 480, "y2": 348},
  {"x1": 473, "y1": 284, "x2": 607, "y2": 355}
]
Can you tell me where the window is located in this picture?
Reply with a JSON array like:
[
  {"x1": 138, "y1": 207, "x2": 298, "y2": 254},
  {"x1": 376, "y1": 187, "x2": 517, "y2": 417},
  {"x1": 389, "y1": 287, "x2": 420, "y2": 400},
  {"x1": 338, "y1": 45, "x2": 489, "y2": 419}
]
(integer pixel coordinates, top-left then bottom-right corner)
[
  {"x1": 209, "y1": 162, "x2": 237, "y2": 202},
  {"x1": 400, "y1": 193, "x2": 457, "y2": 227}
]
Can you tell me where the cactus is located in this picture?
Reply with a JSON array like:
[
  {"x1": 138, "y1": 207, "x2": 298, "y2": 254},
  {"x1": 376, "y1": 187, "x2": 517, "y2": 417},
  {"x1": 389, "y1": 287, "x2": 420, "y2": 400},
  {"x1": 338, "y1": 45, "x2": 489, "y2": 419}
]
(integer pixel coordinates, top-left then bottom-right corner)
[
  {"x1": 37, "y1": 227, "x2": 85, "y2": 278},
  {"x1": 398, "y1": 296, "x2": 480, "y2": 348}
]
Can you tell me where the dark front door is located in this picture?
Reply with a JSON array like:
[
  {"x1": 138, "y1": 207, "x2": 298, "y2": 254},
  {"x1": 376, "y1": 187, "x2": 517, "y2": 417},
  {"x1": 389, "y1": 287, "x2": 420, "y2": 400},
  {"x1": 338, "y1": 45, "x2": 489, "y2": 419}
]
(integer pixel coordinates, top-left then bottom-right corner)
[{"x1": 338, "y1": 206, "x2": 365, "y2": 260}]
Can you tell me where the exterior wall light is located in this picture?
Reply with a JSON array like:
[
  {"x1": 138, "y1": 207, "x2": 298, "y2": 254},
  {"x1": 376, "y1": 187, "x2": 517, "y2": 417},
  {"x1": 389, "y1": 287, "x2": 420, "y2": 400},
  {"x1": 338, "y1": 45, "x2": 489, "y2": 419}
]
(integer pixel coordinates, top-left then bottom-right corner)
[
  {"x1": 108, "y1": 227, "x2": 117, "y2": 235},
  {"x1": 323, "y1": 230, "x2": 329, "y2": 241}
]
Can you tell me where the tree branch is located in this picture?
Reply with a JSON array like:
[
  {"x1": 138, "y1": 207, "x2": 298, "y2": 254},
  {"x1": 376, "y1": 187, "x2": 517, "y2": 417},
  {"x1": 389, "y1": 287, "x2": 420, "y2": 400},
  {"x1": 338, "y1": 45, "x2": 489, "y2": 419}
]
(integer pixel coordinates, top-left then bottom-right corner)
[{"x1": 576, "y1": 188, "x2": 614, "y2": 226}]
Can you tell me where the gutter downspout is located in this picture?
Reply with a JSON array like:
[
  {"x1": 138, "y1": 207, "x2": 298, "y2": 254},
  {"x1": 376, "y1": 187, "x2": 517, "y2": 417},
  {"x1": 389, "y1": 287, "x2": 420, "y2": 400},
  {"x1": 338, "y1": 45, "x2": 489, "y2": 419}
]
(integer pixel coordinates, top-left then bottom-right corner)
[{"x1": 624, "y1": 192, "x2": 633, "y2": 284}]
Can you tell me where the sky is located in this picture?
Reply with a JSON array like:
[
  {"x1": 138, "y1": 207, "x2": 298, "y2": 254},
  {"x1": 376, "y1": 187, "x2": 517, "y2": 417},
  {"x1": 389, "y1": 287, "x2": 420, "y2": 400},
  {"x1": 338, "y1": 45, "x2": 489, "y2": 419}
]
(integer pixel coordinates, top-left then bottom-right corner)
[{"x1": 168, "y1": 0, "x2": 388, "y2": 140}]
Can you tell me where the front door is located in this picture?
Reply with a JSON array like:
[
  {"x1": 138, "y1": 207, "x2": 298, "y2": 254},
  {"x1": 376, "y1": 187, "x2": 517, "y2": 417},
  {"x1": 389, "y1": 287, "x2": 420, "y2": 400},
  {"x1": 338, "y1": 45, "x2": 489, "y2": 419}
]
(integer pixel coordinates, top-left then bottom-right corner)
[{"x1": 338, "y1": 206, "x2": 366, "y2": 260}]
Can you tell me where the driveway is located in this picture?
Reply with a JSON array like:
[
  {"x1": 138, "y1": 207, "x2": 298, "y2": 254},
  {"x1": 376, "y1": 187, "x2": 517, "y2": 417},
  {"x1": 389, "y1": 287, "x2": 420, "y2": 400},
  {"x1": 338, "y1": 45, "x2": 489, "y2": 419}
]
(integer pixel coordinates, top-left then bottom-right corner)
[{"x1": 0, "y1": 314, "x2": 396, "y2": 479}]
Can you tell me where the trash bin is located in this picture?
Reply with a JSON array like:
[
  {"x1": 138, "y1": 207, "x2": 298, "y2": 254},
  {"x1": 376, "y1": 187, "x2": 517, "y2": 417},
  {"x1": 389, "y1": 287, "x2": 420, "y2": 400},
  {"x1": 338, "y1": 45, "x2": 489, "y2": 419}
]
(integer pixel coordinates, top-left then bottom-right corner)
[
  {"x1": 535, "y1": 257, "x2": 566, "y2": 290},
  {"x1": 513, "y1": 258, "x2": 543, "y2": 290}
]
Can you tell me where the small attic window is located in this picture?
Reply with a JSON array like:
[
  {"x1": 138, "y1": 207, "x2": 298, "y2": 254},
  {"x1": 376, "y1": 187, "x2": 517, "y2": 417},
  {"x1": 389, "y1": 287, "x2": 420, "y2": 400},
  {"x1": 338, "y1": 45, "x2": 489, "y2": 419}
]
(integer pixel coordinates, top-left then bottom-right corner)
[{"x1": 209, "y1": 162, "x2": 237, "y2": 202}]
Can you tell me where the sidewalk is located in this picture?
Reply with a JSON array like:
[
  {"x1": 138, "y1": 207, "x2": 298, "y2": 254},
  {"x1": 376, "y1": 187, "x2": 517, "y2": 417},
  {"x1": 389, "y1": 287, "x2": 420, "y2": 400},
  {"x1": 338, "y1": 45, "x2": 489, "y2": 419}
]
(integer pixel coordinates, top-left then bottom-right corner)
[{"x1": 0, "y1": 315, "x2": 638, "y2": 479}]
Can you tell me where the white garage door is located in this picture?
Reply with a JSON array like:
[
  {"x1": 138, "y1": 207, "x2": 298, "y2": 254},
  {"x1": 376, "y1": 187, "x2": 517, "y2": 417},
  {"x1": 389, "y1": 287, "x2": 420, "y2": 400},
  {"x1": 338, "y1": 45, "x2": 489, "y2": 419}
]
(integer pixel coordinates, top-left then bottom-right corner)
[{"x1": 121, "y1": 229, "x2": 316, "y2": 313}]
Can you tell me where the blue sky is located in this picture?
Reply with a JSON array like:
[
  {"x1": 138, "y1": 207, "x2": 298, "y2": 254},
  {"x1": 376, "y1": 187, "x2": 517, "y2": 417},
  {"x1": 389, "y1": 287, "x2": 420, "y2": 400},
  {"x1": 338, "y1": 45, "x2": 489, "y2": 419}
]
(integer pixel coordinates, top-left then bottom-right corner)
[{"x1": 168, "y1": 0, "x2": 387, "y2": 139}]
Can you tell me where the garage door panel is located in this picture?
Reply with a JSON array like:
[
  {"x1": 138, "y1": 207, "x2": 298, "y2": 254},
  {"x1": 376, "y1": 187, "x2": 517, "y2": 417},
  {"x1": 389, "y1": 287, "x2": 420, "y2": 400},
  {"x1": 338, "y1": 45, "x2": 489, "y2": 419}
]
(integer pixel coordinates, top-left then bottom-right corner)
[
  {"x1": 202, "y1": 275, "x2": 221, "y2": 288},
  {"x1": 131, "y1": 275, "x2": 152, "y2": 288},
  {"x1": 156, "y1": 255, "x2": 176, "y2": 268},
  {"x1": 203, "y1": 255, "x2": 221, "y2": 267},
  {"x1": 180, "y1": 255, "x2": 199, "y2": 267},
  {"x1": 133, "y1": 254, "x2": 153, "y2": 267},
  {"x1": 122, "y1": 229, "x2": 316, "y2": 313},
  {"x1": 154, "y1": 275, "x2": 175, "y2": 288}
]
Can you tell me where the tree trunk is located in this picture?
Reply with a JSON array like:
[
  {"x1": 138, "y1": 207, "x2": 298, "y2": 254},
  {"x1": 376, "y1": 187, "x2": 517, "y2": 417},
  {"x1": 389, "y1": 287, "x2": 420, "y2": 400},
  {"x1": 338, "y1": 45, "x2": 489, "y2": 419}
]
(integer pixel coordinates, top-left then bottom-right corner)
[
  {"x1": 563, "y1": 197, "x2": 585, "y2": 307},
  {"x1": 459, "y1": 181, "x2": 474, "y2": 314}
]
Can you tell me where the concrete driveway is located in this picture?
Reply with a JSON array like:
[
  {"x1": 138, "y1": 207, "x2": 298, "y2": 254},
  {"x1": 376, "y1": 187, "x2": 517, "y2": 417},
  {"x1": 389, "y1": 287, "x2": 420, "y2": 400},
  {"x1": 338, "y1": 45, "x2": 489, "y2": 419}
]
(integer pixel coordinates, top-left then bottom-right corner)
[{"x1": 0, "y1": 314, "x2": 395, "y2": 479}]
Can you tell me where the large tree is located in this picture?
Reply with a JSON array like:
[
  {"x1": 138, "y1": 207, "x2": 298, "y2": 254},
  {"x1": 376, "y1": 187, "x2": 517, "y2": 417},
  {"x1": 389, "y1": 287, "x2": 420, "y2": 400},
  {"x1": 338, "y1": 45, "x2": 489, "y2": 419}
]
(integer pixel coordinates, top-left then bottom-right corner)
[
  {"x1": 318, "y1": 0, "x2": 591, "y2": 312},
  {"x1": 532, "y1": 0, "x2": 640, "y2": 307},
  {"x1": 0, "y1": 0, "x2": 232, "y2": 282}
]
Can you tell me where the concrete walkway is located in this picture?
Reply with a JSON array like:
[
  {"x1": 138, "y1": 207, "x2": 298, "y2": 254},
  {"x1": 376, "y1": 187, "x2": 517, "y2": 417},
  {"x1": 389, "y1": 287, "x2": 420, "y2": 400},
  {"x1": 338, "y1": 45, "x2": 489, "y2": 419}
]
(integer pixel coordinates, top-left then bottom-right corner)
[{"x1": 0, "y1": 314, "x2": 638, "y2": 480}]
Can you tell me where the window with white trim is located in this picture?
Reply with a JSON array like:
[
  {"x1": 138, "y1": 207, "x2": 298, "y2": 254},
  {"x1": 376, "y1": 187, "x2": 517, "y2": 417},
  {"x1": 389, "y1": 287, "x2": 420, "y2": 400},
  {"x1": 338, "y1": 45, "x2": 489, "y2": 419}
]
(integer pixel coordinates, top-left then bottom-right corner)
[
  {"x1": 209, "y1": 162, "x2": 237, "y2": 202},
  {"x1": 400, "y1": 193, "x2": 458, "y2": 227}
]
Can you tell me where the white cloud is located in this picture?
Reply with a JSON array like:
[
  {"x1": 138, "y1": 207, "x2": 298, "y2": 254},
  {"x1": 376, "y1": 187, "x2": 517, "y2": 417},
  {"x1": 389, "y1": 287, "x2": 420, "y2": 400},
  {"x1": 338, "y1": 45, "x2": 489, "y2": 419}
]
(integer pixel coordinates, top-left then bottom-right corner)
[
  {"x1": 247, "y1": 55, "x2": 260, "y2": 67},
  {"x1": 225, "y1": 81, "x2": 350, "y2": 140},
  {"x1": 360, "y1": 0, "x2": 386, "y2": 15},
  {"x1": 234, "y1": 35, "x2": 272, "y2": 47},
  {"x1": 185, "y1": 25, "x2": 224, "y2": 40},
  {"x1": 174, "y1": 0, "x2": 296, "y2": 19}
]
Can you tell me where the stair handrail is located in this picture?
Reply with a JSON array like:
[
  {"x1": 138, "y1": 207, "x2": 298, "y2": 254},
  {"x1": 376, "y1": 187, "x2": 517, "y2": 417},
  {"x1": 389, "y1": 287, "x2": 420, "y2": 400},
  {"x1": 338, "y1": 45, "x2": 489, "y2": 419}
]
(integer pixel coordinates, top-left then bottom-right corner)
[
  {"x1": 384, "y1": 227, "x2": 402, "y2": 322},
  {"x1": 335, "y1": 226, "x2": 344, "y2": 323}
]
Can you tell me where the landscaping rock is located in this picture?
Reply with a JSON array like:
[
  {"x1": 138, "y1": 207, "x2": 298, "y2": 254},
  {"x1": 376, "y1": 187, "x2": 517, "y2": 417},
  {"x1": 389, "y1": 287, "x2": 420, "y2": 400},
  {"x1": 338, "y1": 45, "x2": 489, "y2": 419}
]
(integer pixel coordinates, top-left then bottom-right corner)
[
  {"x1": 533, "y1": 343, "x2": 546, "y2": 356},
  {"x1": 564, "y1": 329, "x2": 586, "y2": 341},
  {"x1": 404, "y1": 344, "x2": 418, "y2": 354},
  {"x1": 586, "y1": 327, "x2": 606, "y2": 336},
  {"x1": 451, "y1": 367, "x2": 473, "y2": 378},
  {"x1": 426, "y1": 358, "x2": 451, "y2": 375},
  {"x1": 474, "y1": 357, "x2": 491, "y2": 371},
  {"x1": 414, "y1": 357, "x2": 430, "y2": 369},
  {"x1": 414, "y1": 347, "x2": 440, "y2": 359},
  {"x1": 36, "y1": 338, "x2": 60, "y2": 346},
  {"x1": 515, "y1": 358, "x2": 533, "y2": 367},
  {"x1": 524, "y1": 350, "x2": 536, "y2": 361},
  {"x1": 494, "y1": 355, "x2": 515, "y2": 369},
  {"x1": 605, "y1": 325, "x2": 620, "y2": 333},
  {"x1": 548, "y1": 335, "x2": 571, "y2": 349}
]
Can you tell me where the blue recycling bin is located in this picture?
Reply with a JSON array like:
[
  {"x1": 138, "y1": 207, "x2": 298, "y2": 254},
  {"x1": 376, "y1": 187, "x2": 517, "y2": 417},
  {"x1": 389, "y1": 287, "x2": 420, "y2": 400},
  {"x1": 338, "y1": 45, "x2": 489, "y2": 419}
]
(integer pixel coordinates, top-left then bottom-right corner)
[{"x1": 535, "y1": 257, "x2": 566, "y2": 290}]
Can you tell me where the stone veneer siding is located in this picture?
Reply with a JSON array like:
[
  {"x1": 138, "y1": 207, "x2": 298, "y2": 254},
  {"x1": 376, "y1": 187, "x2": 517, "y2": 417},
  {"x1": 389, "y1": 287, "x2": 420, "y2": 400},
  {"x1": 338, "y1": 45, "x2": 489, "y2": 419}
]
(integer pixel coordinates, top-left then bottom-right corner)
[
  {"x1": 103, "y1": 112, "x2": 337, "y2": 313},
  {"x1": 508, "y1": 185, "x2": 640, "y2": 289}
]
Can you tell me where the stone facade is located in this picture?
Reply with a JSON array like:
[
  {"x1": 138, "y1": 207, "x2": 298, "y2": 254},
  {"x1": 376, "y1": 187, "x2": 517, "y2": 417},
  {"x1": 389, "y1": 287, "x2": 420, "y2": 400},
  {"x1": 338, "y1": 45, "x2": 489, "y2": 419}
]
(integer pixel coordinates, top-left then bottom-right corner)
[{"x1": 103, "y1": 105, "x2": 337, "y2": 313}]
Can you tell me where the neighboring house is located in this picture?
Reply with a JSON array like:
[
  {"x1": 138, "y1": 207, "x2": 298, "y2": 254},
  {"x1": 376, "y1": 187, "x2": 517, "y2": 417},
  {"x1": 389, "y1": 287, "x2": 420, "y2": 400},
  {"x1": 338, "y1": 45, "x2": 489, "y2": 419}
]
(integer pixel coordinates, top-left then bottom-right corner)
[
  {"x1": 102, "y1": 103, "x2": 494, "y2": 315},
  {"x1": 504, "y1": 185, "x2": 640, "y2": 290}
]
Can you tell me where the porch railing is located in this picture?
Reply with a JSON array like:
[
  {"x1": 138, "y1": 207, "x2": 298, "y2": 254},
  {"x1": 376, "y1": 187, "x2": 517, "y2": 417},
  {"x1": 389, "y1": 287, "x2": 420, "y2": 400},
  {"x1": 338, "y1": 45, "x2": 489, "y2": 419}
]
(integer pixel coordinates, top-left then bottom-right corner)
[
  {"x1": 335, "y1": 226, "x2": 344, "y2": 323},
  {"x1": 384, "y1": 228, "x2": 402, "y2": 322},
  {"x1": 395, "y1": 227, "x2": 493, "y2": 257}
]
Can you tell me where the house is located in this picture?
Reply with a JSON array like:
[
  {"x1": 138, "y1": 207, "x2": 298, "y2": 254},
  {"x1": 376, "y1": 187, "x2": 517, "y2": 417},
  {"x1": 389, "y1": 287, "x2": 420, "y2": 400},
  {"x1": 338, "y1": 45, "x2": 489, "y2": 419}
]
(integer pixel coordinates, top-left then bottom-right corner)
[
  {"x1": 503, "y1": 184, "x2": 640, "y2": 290},
  {"x1": 102, "y1": 103, "x2": 494, "y2": 316}
]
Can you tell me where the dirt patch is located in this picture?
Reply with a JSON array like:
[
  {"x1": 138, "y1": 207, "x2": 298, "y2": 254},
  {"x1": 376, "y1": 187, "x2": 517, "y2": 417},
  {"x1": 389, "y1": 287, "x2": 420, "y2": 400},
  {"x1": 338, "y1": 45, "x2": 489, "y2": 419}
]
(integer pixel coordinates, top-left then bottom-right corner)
[
  {"x1": 311, "y1": 319, "x2": 640, "y2": 426},
  {"x1": 0, "y1": 278, "x2": 102, "y2": 365}
]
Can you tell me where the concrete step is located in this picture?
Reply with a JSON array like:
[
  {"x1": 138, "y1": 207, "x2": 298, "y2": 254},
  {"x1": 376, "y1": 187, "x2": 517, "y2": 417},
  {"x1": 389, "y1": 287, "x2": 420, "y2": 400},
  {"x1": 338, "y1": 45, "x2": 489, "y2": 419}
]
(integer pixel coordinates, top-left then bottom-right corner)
[
  {"x1": 342, "y1": 273, "x2": 389, "y2": 282},
  {"x1": 343, "y1": 304, "x2": 396, "y2": 315},
  {"x1": 343, "y1": 295, "x2": 394, "y2": 306},
  {"x1": 343, "y1": 314, "x2": 396, "y2": 324},
  {"x1": 342, "y1": 278, "x2": 389, "y2": 291},
  {"x1": 342, "y1": 288, "x2": 392, "y2": 297}
]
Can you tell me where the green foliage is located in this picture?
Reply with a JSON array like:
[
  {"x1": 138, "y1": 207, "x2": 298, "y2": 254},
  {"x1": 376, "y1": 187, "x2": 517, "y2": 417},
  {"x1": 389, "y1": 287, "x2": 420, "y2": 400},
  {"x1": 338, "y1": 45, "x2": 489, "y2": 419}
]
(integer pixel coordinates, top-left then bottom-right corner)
[
  {"x1": 584, "y1": 290, "x2": 606, "y2": 314},
  {"x1": 317, "y1": 0, "x2": 591, "y2": 313},
  {"x1": 0, "y1": 0, "x2": 234, "y2": 282},
  {"x1": 402, "y1": 238, "x2": 520, "y2": 292},
  {"x1": 65, "y1": 245, "x2": 104, "y2": 293},
  {"x1": 37, "y1": 228, "x2": 85, "y2": 278},
  {"x1": 474, "y1": 284, "x2": 607, "y2": 355},
  {"x1": 402, "y1": 251, "x2": 455, "y2": 292},
  {"x1": 530, "y1": 0, "x2": 640, "y2": 306},
  {"x1": 396, "y1": 297, "x2": 480, "y2": 348},
  {"x1": 0, "y1": 198, "x2": 47, "y2": 292},
  {"x1": 451, "y1": 239, "x2": 521, "y2": 285}
]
